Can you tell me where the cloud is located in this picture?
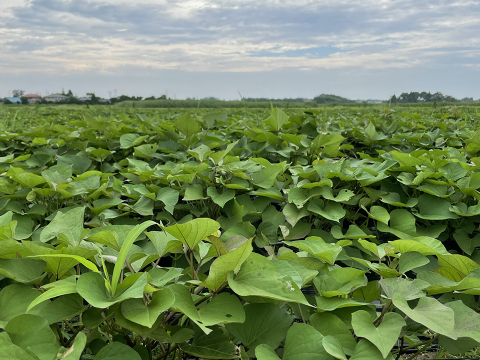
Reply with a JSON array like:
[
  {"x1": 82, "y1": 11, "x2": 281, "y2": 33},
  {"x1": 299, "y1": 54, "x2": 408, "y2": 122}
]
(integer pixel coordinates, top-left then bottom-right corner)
[{"x1": 0, "y1": 0, "x2": 479, "y2": 98}]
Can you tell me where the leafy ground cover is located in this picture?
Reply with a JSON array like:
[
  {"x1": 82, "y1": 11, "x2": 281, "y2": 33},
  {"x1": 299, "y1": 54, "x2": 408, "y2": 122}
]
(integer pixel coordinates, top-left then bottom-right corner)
[{"x1": 1, "y1": 105, "x2": 480, "y2": 359}]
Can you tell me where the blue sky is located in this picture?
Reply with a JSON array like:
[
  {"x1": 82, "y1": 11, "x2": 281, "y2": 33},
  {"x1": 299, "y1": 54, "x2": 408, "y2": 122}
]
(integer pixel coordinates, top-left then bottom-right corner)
[{"x1": 1, "y1": 0, "x2": 479, "y2": 100}]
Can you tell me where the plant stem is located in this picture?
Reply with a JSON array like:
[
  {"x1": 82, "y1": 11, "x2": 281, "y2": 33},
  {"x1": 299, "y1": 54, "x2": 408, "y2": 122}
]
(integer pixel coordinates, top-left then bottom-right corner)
[
  {"x1": 404, "y1": 335, "x2": 438, "y2": 360},
  {"x1": 56, "y1": 323, "x2": 66, "y2": 346},
  {"x1": 373, "y1": 300, "x2": 393, "y2": 326},
  {"x1": 64, "y1": 326, "x2": 85, "y2": 347}
]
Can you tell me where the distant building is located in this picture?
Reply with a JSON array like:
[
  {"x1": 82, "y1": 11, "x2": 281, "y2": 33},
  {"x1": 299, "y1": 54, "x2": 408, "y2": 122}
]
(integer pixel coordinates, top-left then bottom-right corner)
[
  {"x1": 5, "y1": 97, "x2": 22, "y2": 104},
  {"x1": 77, "y1": 96, "x2": 92, "y2": 102},
  {"x1": 44, "y1": 94, "x2": 68, "y2": 102},
  {"x1": 23, "y1": 94, "x2": 42, "y2": 104}
]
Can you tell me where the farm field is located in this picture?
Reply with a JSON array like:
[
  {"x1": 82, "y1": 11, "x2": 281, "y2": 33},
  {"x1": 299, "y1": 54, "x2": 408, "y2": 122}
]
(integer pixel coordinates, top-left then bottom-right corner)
[{"x1": 1, "y1": 104, "x2": 480, "y2": 359}]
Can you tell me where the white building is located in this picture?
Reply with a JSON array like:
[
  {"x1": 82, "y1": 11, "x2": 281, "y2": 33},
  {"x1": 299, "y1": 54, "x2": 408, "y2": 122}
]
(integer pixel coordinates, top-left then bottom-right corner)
[{"x1": 44, "y1": 94, "x2": 69, "y2": 102}]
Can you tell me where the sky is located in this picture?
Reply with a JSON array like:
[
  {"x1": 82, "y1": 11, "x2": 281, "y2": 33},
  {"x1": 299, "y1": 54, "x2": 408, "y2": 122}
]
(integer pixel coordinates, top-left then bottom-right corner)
[{"x1": 1, "y1": 0, "x2": 479, "y2": 100}]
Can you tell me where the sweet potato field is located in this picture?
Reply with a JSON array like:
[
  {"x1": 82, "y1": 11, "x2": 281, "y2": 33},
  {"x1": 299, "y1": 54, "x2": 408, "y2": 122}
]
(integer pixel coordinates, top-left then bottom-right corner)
[{"x1": 1, "y1": 105, "x2": 480, "y2": 360}]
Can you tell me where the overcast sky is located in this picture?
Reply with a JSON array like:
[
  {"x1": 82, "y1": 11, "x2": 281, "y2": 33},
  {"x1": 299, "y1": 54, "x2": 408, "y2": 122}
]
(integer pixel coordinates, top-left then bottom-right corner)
[{"x1": 1, "y1": 0, "x2": 479, "y2": 100}]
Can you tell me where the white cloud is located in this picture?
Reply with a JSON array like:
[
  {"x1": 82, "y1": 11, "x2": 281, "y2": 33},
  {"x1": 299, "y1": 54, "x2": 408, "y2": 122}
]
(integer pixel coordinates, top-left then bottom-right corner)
[{"x1": 1, "y1": 0, "x2": 480, "y2": 98}]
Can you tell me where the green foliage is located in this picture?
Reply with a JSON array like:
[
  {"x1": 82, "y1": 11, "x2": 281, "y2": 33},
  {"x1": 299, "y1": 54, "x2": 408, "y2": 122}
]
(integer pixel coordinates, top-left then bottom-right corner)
[{"x1": 1, "y1": 105, "x2": 480, "y2": 359}]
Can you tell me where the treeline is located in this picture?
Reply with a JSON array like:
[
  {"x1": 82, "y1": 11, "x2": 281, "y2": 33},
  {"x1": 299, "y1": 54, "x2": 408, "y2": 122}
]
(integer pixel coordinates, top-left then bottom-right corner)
[
  {"x1": 390, "y1": 92, "x2": 478, "y2": 103},
  {"x1": 115, "y1": 99, "x2": 316, "y2": 109},
  {"x1": 312, "y1": 94, "x2": 356, "y2": 104}
]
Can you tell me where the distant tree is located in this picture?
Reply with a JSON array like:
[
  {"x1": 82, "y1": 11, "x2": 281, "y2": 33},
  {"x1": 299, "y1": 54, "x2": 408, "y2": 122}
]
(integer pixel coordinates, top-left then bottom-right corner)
[
  {"x1": 86, "y1": 93, "x2": 100, "y2": 105},
  {"x1": 66, "y1": 90, "x2": 73, "y2": 97},
  {"x1": 432, "y1": 92, "x2": 444, "y2": 102},
  {"x1": 389, "y1": 95, "x2": 397, "y2": 103},
  {"x1": 20, "y1": 97, "x2": 29, "y2": 105},
  {"x1": 144, "y1": 96, "x2": 156, "y2": 101},
  {"x1": 313, "y1": 94, "x2": 354, "y2": 104},
  {"x1": 158, "y1": 95, "x2": 167, "y2": 100},
  {"x1": 3, "y1": 98, "x2": 13, "y2": 105},
  {"x1": 12, "y1": 90, "x2": 24, "y2": 97}
]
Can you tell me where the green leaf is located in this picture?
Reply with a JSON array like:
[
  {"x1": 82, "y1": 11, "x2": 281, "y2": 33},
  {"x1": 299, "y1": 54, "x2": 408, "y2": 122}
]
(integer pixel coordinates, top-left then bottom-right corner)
[
  {"x1": 30, "y1": 294, "x2": 84, "y2": 326},
  {"x1": 454, "y1": 229, "x2": 480, "y2": 255},
  {"x1": 167, "y1": 284, "x2": 211, "y2": 334},
  {"x1": 111, "y1": 221, "x2": 156, "y2": 295},
  {"x1": 450, "y1": 202, "x2": 480, "y2": 217},
  {"x1": 77, "y1": 272, "x2": 146, "y2": 308},
  {"x1": 379, "y1": 278, "x2": 429, "y2": 300},
  {"x1": 435, "y1": 254, "x2": 480, "y2": 281},
  {"x1": 94, "y1": 342, "x2": 141, "y2": 360},
  {"x1": 188, "y1": 144, "x2": 213, "y2": 162},
  {"x1": 377, "y1": 209, "x2": 416, "y2": 238},
  {"x1": 308, "y1": 199, "x2": 345, "y2": 222},
  {"x1": 0, "y1": 284, "x2": 42, "y2": 328},
  {"x1": 398, "y1": 252, "x2": 430, "y2": 274},
  {"x1": 87, "y1": 231, "x2": 120, "y2": 251},
  {"x1": 272, "y1": 260, "x2": 318, "y2": 288},
  {"x1": 389, "y1": 237, "x2": 449, "y2": 256},
  {"x1": 311, "y1": 133, "x2": 345, "y2": 157},
  {"x1": 10, "y1": 171, "x2": 46, "y2": 188},
  {"x1": 248, "y1": 188, "x2": 284, "y2": 201},
  {"x1": 322, "y1": 335, "x2": 347, "y2": 360},
  {"x1": 0, "y1": 332, "x2": 39, "y2": 360},
  {"x1": 174, "y1": 113, "x2": 201, "y2": 138},
  {"x1": 352, "y1": 280, "x2": 381, "y2": 303},
  {"x1": 226, "y1": 303, "x2": 293, "y2": 355},
  {"x1": 5, "y1": 314, "x2": 58, "y2": 360},
  {"x1": 198, "y1": 293, "x2": 245, "y2": 326},
  {"x1": 209, "y1": 140, "x2": 239, "y2": 165},
  {"x1": 282, "y1": 323, "x2": 334, "y2": 360},
  {"x1": 380, "y1": 193, "x2": 417, "y2": 208},
  {"x1": 251, "y1": 165, "x2": 282, "y2": 189},
  {"x1": 310, "y1": 312, "x2": 357, "y2": 355},
  {"x1": 163, "y1": 218, "x2": 220, "y2": 251},
  {"x1": 121, "y1": 288, "x2": 175, "y2": 328},
  {"x1": 314, "y1": 268, "x2": 367, "y2": 297},
  {"x1": 120, "y1": 134, "x2": 149, "y2": 149},
  {"x1": 183, "y1": 184, "x2": 206, "y2": 201},
  {"x1": 207, "y1": 187, "x2": 235, "y2": 208},
  {"x1": 365, "y1": 206, "x2": 390, "y2": 224},
  {"x1": 255, "y1": 344, "x2": 281, "y2": 360},
  {"x1": 266, "y1": 107, "x2": 289, "y2": 132},
  {"x1": 227, "y1": 253, "x2": 310, "y2": 305},
  {"x1": 180, "y1": 326, "x2": 237, "y2": 359},
  {"x1": 26, "y1": 282, "x2": 77, "y2": 312},
  {"x1": 392, "y1": 294, "x2": 455, "y2": 338},
  {"x1": 350, "y1": 339, "x2": 395, "y2": 360},
  {"x1": 412, "y1": 194, "x2": 458, "y2": 220},
  {"x1": 156, "y1": 187, "x2": 179, "y2": 215},
  {"x1": 200, "y1": 239, "x2": 253, "y2": 291},
  {"x1": 28, "y1": 253, "x2": 99, "y2": 275},
  {"x1": 146, "y1": 232, "x2": 183, "y2": 257},
  {"x1": 151, "y1": 326, "x2": 194, "y2": 344},
  {"x1": 58, "y1": 332, "x2": 86, "y2": 360},
  {"x1": 0, "y1": 258, "x2": 46, "y2": 283},
  {"x1": 352, "y1": 310, "x2": 405, "y2": 358},
  {"x1": 131, "y1": 196, "x2": 154, "y2": 216},
  {"x1": 443, "y1": 300, "x2": 480, "y2": 342},
  {"x1": 315, "y1": 296, "x2": 370, "y2": 311},
  {"x1": 283, "y1": 204, "x2": 310, "y2": 227},
  {"x1": 284, "y1": 239, "x2": 342, "y2": 265},
  {"x1": 40, "y1": 207, "x2": 85, "y2": 245}
]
